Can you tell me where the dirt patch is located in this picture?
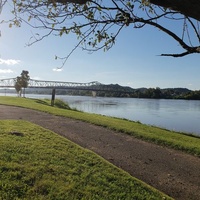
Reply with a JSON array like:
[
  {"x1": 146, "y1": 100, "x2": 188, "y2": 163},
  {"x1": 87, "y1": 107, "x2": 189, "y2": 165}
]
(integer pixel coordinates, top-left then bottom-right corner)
[{"x1": 0, "y1": 105, "x2": 200, "y2": 200}]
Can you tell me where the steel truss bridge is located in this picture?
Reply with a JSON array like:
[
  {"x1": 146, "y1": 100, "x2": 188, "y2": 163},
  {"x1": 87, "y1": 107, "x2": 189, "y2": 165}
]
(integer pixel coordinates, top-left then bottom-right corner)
[
  {"x1": 0, "y1": 78, "x2": 102, "y2": 90},
  {"x1": 0, "y1": 78, "x2": 133, "y2": 93}
]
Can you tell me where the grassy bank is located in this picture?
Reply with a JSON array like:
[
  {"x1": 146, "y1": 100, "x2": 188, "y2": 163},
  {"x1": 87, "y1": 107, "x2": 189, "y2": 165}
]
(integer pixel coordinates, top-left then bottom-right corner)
[
  {"x1": 0, "y1": 120, "x2": 171, "y2": 199},
  {"x1": 0, "y1": 96, "x2": 200, "y2": 157}
]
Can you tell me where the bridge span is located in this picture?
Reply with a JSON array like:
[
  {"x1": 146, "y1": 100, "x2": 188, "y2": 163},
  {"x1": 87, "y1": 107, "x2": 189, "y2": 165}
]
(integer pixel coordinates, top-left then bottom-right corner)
[
  {"x1": 0, "y1": 78, "x2": 134, "y2": 94},
  {"x1": 0, "y1": 78, "x2": 102, "y2": 91}
]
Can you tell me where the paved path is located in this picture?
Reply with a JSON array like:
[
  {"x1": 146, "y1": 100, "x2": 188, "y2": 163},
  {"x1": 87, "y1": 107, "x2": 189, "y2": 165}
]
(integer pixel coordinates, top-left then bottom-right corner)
[{"x1": 0, "y1": 105, "x2": 200, "y2": 200}]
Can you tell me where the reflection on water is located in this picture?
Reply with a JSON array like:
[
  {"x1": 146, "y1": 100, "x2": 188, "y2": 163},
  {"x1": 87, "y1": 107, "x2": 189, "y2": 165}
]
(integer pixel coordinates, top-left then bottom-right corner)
[
  {"x1": 1, "y1": 93, "x2": 200, "y2": 136},
  {"x1": 59, "y1": 96, "x2": 200, "y2": 136}
]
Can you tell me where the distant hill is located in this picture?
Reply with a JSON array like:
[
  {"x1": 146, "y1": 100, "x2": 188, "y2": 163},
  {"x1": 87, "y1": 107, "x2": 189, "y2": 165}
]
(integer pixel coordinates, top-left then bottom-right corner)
[
  {"x1": 162, "y1": 88, "x2": 191, "y2": 93},
  {"x1": 87, "y1": 84, "x2": 198, "y2": 99},
  {"x1": 0, "y1": 84, "x2": 199, "y2": 100}
]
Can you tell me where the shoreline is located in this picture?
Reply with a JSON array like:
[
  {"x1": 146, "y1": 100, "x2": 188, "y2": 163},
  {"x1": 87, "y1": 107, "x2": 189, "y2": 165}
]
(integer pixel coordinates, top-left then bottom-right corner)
[{"x1": 0, "y1": 103, "x2": 200, "y2": 199}]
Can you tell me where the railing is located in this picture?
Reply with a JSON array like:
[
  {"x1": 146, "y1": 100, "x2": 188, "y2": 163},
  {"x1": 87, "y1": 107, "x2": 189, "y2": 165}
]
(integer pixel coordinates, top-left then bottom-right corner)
[{"x1": 0, "y1": 78, "x2": 17, "y2": 88}]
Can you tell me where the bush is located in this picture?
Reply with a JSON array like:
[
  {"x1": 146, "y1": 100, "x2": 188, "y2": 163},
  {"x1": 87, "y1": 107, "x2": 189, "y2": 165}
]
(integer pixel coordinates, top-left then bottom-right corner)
[{"x1": 54, "y1": 99, "x2": 71, "y2": 110}]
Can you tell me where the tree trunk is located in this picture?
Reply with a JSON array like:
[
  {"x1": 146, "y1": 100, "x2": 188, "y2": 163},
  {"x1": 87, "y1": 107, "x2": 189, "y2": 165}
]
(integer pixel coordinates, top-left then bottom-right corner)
[
  {"x1": 150, "y1": 0, "x2": 200, "y2": 21},
  {"x1": 23, "y1": 88, "x2": 26, "y2": 98},
  {"x1": 55, "y1": 0, "x2": 200, "y2": 21},
  {"x1": 19, "y1": 90, "x2": 22, "y2": 97}
]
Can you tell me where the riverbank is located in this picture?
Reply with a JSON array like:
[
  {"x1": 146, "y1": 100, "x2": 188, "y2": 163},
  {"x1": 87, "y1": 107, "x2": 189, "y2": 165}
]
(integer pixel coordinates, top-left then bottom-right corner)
[
  {"x1": 2, "y1": 93, "x2": 200, "y2": 135},
  {"x1": 0, "y1": 99, "x2": 200, "y2": 199},
  {"x1": 0, "y1": 96, "x2": 200, "y2": 157},
  {"x1": 0, "y1": 105, "x2": 200, "y2": 200}
]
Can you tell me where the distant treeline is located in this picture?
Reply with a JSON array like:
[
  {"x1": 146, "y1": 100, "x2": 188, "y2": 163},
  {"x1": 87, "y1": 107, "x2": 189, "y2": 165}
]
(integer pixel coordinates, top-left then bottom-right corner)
[
  {"x1": 28, "y1": 86, "x2": 200, "y2": 100},
  {"x1": 1, "y1": 85, "x2": 200, "y2": 100},
  {"x1": 129, "y1": 87, "x2": 200, "y2": 100},
  {"x1": 95, "y1": 87, "x2": 200, "y2": 100}
]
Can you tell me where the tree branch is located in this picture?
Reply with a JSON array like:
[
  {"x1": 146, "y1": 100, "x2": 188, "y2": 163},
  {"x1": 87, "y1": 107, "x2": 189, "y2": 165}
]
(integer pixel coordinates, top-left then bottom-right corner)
[
  {"x1": 52, "y1": 0, "x2": 200, "y2": 21},
  {"x1": 6, "y1": 0, "x2": 200, "y2": 60},
  {"x1": 53, "y1": 0, "x2": 88, "y2": 4},
  {"x1": 150, "y1": 0, "x2": 200, "y2": 21},
  {"x1": 137, "y1": 17, "x2": 200, "y2": 56}
]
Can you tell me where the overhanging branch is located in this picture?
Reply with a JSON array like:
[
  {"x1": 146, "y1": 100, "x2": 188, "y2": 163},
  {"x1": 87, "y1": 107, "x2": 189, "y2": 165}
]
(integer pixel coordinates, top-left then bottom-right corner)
[
  {"x1": 136, "y1": 17, "x2": 200, "y2": 57},
  {"x1": 6, "y1": 0, "x2": 200, "y2": 59},
  {"x1": 54, "y1": 0, "x2": 88, "y2": 4},
  {"x1": 150, "y1": 0, "x2": 200, "y2": 21},
  {"x1": 52, "y1": 0, "x2": 200, "y2": 22}
]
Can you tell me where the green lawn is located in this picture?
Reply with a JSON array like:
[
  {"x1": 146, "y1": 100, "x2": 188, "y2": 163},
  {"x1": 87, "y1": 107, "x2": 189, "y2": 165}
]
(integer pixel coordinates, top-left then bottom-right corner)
[
  {"x1": 0, "y1": 96, "x2": 200, "y2": 157},
  {"x1": 0, "y1": 120, "x2": 172, "y2": 199}
]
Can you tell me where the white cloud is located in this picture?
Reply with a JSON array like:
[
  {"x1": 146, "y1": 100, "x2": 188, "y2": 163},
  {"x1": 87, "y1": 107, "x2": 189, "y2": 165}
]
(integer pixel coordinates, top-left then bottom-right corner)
[
  {"x1": 53, "y1": 68, "x2": 63, "y2": 72},
  {"x1": 0, "y1": 69, "x2": 14, "y2": 74},
  {"x1": 0, "y1": 58, "x2": 20, "y2": 65}
]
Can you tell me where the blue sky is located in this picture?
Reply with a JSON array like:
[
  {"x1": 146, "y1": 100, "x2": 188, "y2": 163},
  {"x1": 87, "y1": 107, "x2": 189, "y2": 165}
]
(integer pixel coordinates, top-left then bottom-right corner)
[{"x1": 0, "y1": 2, "x2": 200, "y2": 90}]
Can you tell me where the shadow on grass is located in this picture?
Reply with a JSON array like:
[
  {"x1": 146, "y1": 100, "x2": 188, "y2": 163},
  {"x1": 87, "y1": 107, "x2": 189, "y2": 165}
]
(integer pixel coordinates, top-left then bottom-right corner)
[{"x1": 34, "y1": 99, "x2": 50, "y2": 106}]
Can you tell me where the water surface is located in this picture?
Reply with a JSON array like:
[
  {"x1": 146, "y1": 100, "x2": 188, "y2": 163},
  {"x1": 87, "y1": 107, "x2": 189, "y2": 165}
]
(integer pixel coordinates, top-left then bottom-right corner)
[
  {"x1": 59, "y1": 96, "x2": 200, "y2": 136},
  {"x1": 1, "y1": 93, "x2": 200, "y2": 136}
]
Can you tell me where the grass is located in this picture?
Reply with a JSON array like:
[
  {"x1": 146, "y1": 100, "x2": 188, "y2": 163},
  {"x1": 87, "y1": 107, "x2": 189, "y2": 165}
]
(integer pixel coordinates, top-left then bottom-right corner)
[
  {"x1": 0, "y1": 120, "x2": 172, "y2": 199},
  {"x1": 0, "y1": 96, "x2": 200, "y2": 157}
]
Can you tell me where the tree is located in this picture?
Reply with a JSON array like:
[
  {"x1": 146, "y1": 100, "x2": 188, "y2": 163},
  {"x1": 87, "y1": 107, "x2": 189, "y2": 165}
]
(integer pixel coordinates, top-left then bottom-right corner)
[
  {"x1": 14, "y1": 70, "x2": 30, "y2": 97},
  {"x1": 14, "y1": 76, "x2": 22, "y2": 97},
  {"x1": 1, "y1": 0, "x2": 200, "y2": 65}
]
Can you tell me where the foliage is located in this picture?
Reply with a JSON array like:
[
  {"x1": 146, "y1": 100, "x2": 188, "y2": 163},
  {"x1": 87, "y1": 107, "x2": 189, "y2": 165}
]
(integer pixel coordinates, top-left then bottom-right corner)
[
  {"x1": 54, "y1": 99, "x2": 71, "y2": 109},
  {"x1": 183, "y1": 90, "x2": 200, "y2": 100},
  {"x1": 0, "y1": 96, "x2": 200, "y2": 157},
  {"x1": 14, "y1": 77, "x2": 22, "y2": 94},
  {"x1": 14, "y1": 70, "x2": 30, "y2": 97},
  {"x1": 0, "y1": 120, "x2": 171, "y2": 199},
  {"x1": 2, "y1": 0, "x2": 200, "y2": 66},
  {"x1": 133, "y1": 88, "x2": 200, "y2": 100},
  {"x1": 20, "y1": 70, "x2": 30, "y2": 88}
]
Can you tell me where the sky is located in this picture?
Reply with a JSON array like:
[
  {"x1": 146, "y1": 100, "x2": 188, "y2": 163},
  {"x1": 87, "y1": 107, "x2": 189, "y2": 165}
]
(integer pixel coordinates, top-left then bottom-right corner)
[{"x1": 0, "y1": 2, "x2": 200, "y2": 90}]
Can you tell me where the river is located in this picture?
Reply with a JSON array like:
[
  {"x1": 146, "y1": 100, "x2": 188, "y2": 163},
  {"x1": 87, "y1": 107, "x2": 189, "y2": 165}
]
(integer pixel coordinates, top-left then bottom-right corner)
[{"x1": 1, "y1": 93, "x2": 200, "y2": 136}]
